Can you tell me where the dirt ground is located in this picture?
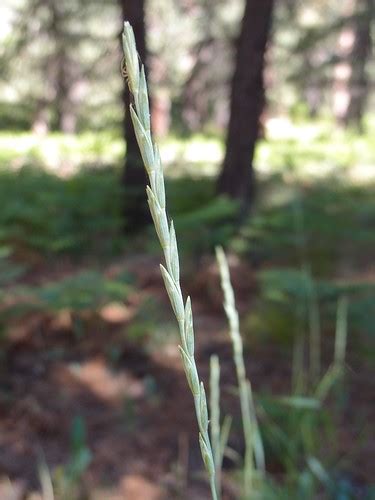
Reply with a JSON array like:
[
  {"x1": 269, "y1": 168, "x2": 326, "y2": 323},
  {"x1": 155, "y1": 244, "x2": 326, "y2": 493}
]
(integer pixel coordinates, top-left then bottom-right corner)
[{"x1": 0, "y1": 255, "x2": 373, "y2": 499}]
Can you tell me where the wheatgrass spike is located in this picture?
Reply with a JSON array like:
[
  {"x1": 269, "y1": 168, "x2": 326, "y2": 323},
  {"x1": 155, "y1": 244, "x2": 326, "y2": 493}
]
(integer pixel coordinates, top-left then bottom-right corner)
[
  {"x1": 216, "y1": 246, "x2": 265, "y2": 496},
  {"x1": 122, "y1": 21, "x2": 218, "y2": 500}
]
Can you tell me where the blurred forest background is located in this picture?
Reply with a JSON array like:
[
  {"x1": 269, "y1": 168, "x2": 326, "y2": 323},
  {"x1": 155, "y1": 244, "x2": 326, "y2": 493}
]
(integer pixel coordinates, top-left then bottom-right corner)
[{"x1": 0, "y1": 0, "x2": 374, "y2": 498}]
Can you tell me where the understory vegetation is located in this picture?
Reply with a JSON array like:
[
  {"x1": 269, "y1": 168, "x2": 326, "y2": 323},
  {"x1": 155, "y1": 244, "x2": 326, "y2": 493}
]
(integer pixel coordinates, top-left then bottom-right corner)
[{"x1": 0, "y1": 121, "x2": 373, "y2": 499}]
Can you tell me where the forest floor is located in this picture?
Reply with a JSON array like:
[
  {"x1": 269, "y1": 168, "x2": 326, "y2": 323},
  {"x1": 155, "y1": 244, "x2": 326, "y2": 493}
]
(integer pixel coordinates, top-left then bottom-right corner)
[{"x1": 0, "y1": 255, "x2": 373, "y2": 500}]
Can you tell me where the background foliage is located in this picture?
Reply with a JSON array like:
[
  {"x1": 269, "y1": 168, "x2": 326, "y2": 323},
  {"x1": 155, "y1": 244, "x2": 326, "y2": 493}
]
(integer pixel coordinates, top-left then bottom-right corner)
[{"x1": 0, "y1": 0, "x2": 373, "y2": 498}]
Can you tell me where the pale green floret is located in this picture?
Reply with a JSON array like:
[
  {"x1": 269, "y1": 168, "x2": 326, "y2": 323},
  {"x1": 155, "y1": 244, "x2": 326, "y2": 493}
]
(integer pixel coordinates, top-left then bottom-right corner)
[
  {"x1": 178, "y1": 346, "x2": 200, "y2": 395},
  {"x1": 184, "y1": 297, "x2": 195, "y2": 357},
  {"x1": 168, "y1": 222, "x2": 180, "y2": 283},
  {"x1": 199, "y1": 382, "x2": 209, "y2": 431},
  {"x1": 138, "y1": 66, "x2": 151, "y2": 132},
  {"x1": 122, "y1": 22, "x2": 140, "y2": 95},
  {"x1": 199, "y1": 433, "x2": 215, "y2": 477},
  {"x1": 129, "y1": 106, "x2": 154, "y2": 174},
  {"x1": 159, "y1": 264, "x2": 184, "y2": 321}
]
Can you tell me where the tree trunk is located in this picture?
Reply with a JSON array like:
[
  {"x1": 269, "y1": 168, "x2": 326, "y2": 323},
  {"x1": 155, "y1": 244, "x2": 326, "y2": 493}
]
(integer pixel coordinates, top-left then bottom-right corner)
[
  {"x1": 32, "y1": 99, "x2": 50, "y2": 135},
  {"x1": 55, "y1": 51, "x2": 77, "y2": 133},
  {"x1": 50, "y1": 0, "x2": 77, "y2": 133},
  {"x1": 217, "y1": 0, "x2": 274, "y2": 209},
  {"x1": 345, "y1": 0, "x2": 372, "y2": 131},
  {"x1": 120, "y1": 0, "x2": 149, "y2": 232}
]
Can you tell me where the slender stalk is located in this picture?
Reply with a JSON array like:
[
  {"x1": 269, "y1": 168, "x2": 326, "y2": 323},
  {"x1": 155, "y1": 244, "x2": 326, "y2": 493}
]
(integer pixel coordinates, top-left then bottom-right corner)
[
  {"x1": 122, "y1": 22, "x2": 217, "y2": 500},
  {"x1": 38, "y1": 457, "x2": 54, "y2": 500},
  {"x1": 292, "y1": 333, "x2": 305, "y2": 394},
  {"x1": 315, "y1": 296, "x2": 348, "y2": 402},
  {"x1": 308, "y1": 274, "x2": 321, "y2": 386},
  {"x1": 210, "y1": 355, "x2": 222, "y2": 496},
  {"x1": 292, "y1": 190, "x2": 307, "y2": 394},
  {"x1": 216, "y1": 247, "x2": 265, "y2": 496},
  {"x1": 334, "y1": 296, "x2": 348, "y2": 370},
  {"x1": 292, "y1": 190, "x2": 321, "y2": 389},
  {"x1": 209, "y1": 355, "x2": 232, "y2": 498}
]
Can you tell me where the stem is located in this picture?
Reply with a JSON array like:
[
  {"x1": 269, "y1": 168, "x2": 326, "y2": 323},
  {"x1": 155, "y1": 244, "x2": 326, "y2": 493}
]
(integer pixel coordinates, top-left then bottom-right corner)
[
  {"x1": 210, "y1": 355, "x2": 222, "y2": 498},
  {"x1": 210, "y1": 477, "x2": 219, "y2": 500}
]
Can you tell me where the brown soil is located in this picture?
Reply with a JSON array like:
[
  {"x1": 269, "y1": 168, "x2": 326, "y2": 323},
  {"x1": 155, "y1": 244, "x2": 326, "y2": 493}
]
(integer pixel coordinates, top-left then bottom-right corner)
[{"x1": 0, "y1": 256, "x2": 373, "y2": 499}]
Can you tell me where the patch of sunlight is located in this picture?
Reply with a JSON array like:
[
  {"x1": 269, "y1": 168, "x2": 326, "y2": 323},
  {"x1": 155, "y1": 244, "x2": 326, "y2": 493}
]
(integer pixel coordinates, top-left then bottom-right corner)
[
  {"x1": 92, "y1": 477, "x2": 162, "y2": 500},
  {"x1": 256, "y1": 116, "x2": 375, "y2": 183},
  {"x1": 0, "y1": 131, "x2": 125, "y2": 174},
  {"x1": 0, "y1": 131, "x2": 223, "y2": 177},
  {"x1": 265, "y1": 116, "x2": 326, "y2": 141},
  {"x1": 100, "y1": 302, "x2": 133, "y2": 323},
  {"x1": 1, "y1": 121, "x2": 372, "y2": 182},
  {"x1": 160, "y1": 134, "x2": 223, "y2": 177},
  {"x1": 65, "y1": 359, "x2": 145, "y2": 401}
]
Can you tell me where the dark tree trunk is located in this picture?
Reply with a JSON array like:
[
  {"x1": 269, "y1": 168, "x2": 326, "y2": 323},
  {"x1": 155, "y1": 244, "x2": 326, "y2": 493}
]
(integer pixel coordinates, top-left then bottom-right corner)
[
  {"x1": 120, "y1": 0, "x2": 149, "y2": 232},
  {"x1": 217, "y1": 0, "x2": 274, "y2": 210},
  {"x1": 345, "y1": 0, "x2": 372, "y2": 132}
]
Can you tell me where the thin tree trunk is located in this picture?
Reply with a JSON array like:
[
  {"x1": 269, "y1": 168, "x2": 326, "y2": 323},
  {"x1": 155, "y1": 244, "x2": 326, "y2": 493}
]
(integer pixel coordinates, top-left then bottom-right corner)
[
  {"x1": 50, "y1": 0, "x2": 76, "y2": 133},
  {"x1": 32, "y1": 99, "x2": 50, "y2": 135},
  {"x1": 55, "y1": 51, "x2": 76, "y2": 133},
  {"x1": 120, "y1": 0, "x2": 149, "y2": 232},
  {"x1": 345, "y1": 0, "x2": 372, "y2": 131},
  {"x1": 217, "y1": 0, "x2": 274, "y2": 210}
]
